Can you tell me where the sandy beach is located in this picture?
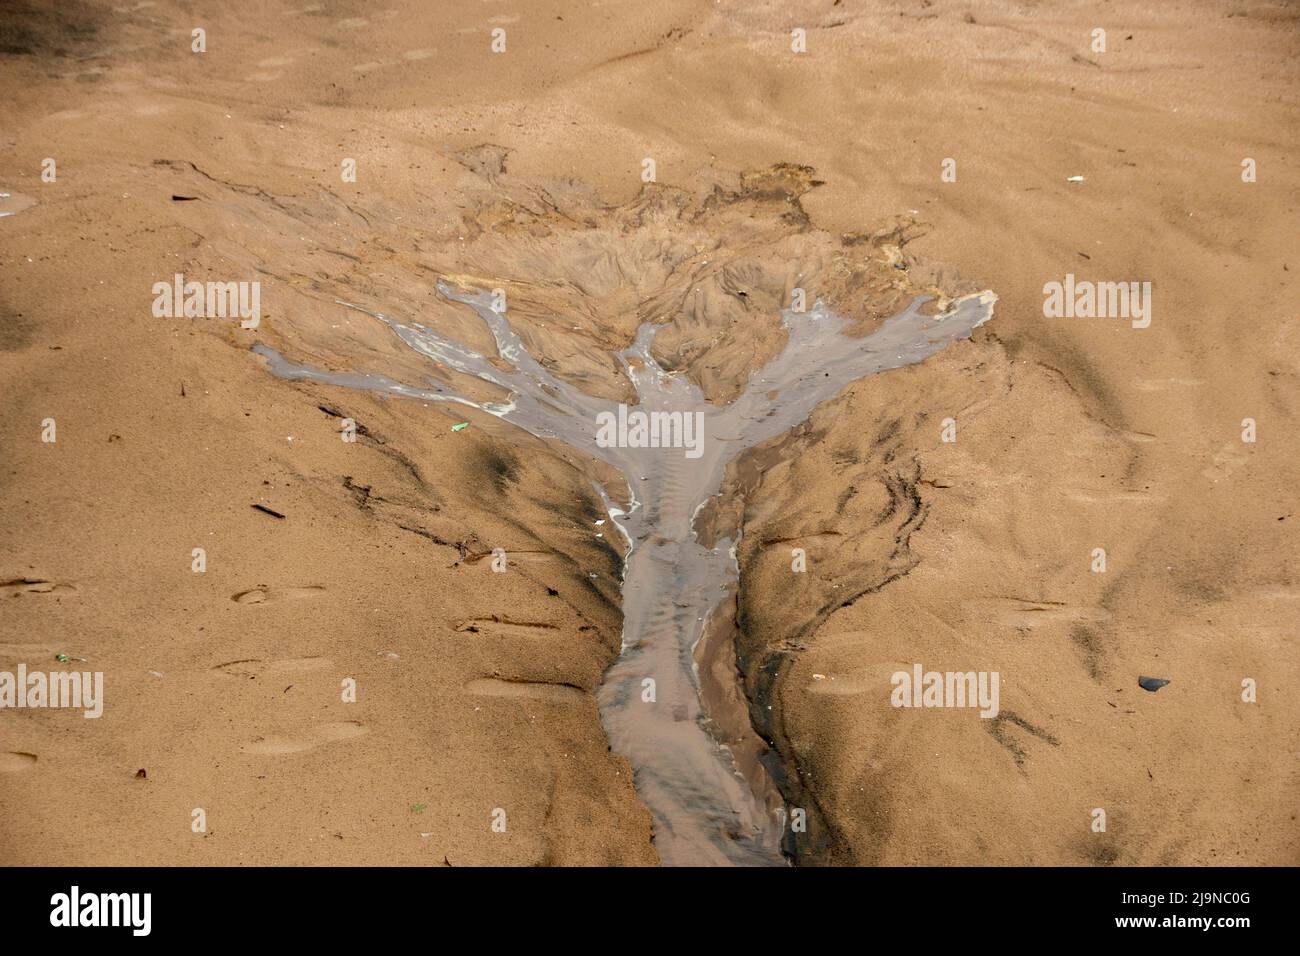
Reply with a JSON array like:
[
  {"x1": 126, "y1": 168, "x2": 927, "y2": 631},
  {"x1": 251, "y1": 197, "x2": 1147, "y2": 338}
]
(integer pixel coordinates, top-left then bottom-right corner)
[{"x1": 1, "y1": 0, "x2": 1297, "y2": 867}]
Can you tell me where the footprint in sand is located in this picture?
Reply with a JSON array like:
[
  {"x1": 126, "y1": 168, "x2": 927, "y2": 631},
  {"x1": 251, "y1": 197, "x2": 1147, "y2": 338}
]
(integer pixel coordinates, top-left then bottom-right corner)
[
  {"x1": 0, "y1": 643, "x2": 57, "y2": 663},
  {"x1": 465, "y1": 677, "x2": 586, "y2": 703},
  {"x1": 0, "y1": 752, "x2": 38, "y2": 772},
  {"x1": 1120, "y1": 430, "x2": 1157, "y2": 444},
  {"x1": 1, "y1": 578, "x2": 77, "y2": 597},
  {"x1": 1203, "y1": 441, "x2": 1251, "y2": 483},
  {"x1": 213, "y1": 656, "x2": 333, "y2": 679},
  {"x1": 0, "y1": 191, "x2": 37, "y2": 219},
  {"x1": 973, "y1": 598, "x2": 1112, "y2": 631},
  {"x1": 460, "y1": 550, "x2": 558, "y2": 568},
  {"x1": 453, "y1": 617, "x2": 560, "y2": 639},
  {"x1": 231, "y1": 586, "x2": 326, "y2": 605},
  {"x1": 241, "y1": 720, "x2": 368, "y2": 755}
]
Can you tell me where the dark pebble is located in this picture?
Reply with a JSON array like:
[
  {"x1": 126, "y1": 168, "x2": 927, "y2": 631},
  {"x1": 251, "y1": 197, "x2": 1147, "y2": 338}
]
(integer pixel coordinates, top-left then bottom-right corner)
[{"x1": 1138, "y1": 676, "x2": 1170, "y2": 692}]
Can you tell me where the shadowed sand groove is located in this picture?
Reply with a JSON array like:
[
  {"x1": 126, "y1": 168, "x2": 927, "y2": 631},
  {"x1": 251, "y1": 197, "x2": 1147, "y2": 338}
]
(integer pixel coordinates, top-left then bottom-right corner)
[{"x1": 254, "y1": 281, "x2": 994, "y2": 865}]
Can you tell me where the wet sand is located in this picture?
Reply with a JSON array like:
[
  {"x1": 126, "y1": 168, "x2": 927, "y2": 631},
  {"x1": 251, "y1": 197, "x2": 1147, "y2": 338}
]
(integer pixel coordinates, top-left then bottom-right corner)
[
  {"x1": 259, "y1": 281, "x2": 992, "y2": 864},
  {"x1": 1, "y1": 0, "x2": 1297, "y2": 867}
]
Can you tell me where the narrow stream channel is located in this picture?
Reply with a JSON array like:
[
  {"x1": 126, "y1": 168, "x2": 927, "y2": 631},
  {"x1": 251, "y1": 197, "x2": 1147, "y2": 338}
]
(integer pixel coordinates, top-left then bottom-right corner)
[{"x1": 254, "y1": 281, "x2": 994, "y2": 865}]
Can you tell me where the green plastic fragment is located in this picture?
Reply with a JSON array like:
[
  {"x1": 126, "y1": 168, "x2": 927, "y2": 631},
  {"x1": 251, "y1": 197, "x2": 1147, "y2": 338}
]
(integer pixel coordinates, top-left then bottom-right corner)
[{"x1": 451, "y1": 422, "x2": 469, "y2": 432}]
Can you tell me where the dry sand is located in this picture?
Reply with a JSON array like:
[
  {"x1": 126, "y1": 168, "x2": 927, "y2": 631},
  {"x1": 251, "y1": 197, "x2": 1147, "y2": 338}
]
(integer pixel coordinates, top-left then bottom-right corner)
[{"x1": 1, "y1": 0, "x2": 1296, "y2": 866}]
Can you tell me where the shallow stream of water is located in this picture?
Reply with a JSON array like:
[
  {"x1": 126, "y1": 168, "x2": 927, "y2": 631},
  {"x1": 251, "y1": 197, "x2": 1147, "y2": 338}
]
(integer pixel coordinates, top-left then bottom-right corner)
[{"x1": 255, "y1": 282, "x2": 994, "y2": 865}]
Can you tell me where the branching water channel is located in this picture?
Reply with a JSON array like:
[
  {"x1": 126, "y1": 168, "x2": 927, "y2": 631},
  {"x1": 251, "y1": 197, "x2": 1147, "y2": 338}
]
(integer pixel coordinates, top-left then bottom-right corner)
[{"x1": 254, "y1": 281, "x2": 994, "y2": 865}]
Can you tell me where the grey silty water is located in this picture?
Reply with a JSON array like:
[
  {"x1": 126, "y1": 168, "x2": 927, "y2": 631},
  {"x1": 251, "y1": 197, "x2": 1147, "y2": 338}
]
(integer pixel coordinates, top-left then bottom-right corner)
[{"x1": 253, "y1": 281, "x2": 995, "y2": 865}]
